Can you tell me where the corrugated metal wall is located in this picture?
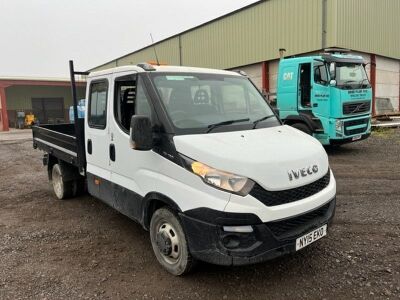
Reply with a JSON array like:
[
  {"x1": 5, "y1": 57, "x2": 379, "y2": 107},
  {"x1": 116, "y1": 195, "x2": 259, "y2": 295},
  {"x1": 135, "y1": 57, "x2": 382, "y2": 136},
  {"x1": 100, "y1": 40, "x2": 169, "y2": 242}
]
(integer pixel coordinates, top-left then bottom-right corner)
[
  {"x1": 91, "y1": 0, "x2": 323, "y2": 71},
  {"x1": 181, "y1": 0, "x2": 322, "y2": 68},
  {"x1": 334, "y1": 0, "x2": 400, "y2": 59},
  {"x1": 91, "y1": 0, "x2": 399, "y2": 72},
  {"x1": 117, "y1": 36, "x2": 181, "y2": 66}
]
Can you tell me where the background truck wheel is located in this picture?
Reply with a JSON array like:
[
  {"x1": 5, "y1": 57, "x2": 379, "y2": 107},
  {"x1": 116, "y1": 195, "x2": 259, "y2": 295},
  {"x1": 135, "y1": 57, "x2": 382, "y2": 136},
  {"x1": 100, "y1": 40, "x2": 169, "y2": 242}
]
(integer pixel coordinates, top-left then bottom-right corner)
[
  {"x1": 51, "y1": 164, "x2": 75, "y2": 200},
  {"x1": 292, "y1": 123, "x2": 312, "y2": 135},
  {"x1": 150, "y1": 207, "x2": 196, "y2": 276}
]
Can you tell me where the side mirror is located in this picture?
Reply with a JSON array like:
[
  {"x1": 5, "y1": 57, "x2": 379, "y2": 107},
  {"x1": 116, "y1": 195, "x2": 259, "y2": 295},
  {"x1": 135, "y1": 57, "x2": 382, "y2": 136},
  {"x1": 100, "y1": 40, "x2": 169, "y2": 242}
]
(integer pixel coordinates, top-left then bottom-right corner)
[
  {"x1": 329, "y1": 62, "x2": 336, "y2": 80},
  {"x1": 130, "y1": 115, "x2": 153, "y2": 151},
  {"x1": 329, "y1": 79, "x2": 337, "y2": 86}
]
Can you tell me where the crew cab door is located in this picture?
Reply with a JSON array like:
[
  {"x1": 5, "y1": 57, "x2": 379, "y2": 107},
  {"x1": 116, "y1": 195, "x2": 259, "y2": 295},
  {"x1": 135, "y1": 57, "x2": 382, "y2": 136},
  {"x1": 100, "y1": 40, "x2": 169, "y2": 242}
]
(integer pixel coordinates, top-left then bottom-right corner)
[
  {"x1": 108, "y1": 72, "x2": 155, "y2": 219},
  {"x1": 85, "y1": 78, "x2": 112, "y2": 197}
]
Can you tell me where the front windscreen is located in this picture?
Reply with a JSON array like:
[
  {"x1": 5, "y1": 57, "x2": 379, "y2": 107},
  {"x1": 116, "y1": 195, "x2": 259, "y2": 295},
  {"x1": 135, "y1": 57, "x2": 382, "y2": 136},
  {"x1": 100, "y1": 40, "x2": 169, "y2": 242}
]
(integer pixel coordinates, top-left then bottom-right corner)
[
  {"x1": 151, "y1": 73, "x2": 278, "y2": 132},
  {"x1": 336, "y1": 63, "x2": 370, "y2": 88}
]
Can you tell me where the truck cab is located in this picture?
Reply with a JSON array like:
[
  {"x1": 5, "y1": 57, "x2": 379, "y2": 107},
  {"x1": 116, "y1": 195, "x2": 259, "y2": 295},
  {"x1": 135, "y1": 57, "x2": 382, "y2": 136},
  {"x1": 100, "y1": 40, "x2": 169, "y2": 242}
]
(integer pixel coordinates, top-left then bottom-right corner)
[
  {"x1": 33, "y1": 63, "x2": 336, "y2": 275},
  {"x1": 277, "y1": 52, "x2": 372, "y2": 145}
]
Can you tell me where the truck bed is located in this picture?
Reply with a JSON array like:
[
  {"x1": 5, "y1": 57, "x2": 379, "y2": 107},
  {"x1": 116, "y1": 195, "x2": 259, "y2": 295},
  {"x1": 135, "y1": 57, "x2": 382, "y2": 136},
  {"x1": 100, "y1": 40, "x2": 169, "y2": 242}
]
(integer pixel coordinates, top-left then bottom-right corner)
[{"x1": 32, "y1": 120, "x2": 85, "y2": 168}]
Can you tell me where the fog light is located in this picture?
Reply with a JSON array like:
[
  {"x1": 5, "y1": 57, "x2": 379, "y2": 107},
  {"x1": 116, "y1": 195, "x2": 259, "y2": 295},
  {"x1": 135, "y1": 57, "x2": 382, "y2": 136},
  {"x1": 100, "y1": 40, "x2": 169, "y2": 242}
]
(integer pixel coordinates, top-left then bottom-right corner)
[
  {"x1": 223, "y1": 225, "x2": 253, "y2": 233},
  {"x1": 222, "y1": 235, "x2": 240, "y2": 249}
]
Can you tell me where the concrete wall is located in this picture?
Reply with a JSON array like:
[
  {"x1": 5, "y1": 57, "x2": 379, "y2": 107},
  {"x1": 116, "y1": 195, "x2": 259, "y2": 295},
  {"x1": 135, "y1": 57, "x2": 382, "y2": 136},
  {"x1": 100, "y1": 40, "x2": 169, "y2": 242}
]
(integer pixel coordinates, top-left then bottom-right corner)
[
  {"x1": 375, "y1": 56, "x2": 400, "y2": 112},
  {"x1": 231, "y1": 63, "x2": 263, "y2": 90}
]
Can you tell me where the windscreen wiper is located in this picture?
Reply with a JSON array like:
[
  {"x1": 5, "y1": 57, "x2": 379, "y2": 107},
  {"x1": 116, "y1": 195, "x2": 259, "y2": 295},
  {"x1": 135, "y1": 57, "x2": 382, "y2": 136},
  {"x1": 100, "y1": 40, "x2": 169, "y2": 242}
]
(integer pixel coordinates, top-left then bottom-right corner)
[
  {"x1": 341, "y1": 80, "x2": 357, "y2": 89},
  {"x1": 252, "y1": 114, "x2": 276, "y2": 129},
  {"x1": 358, "y1": 78, "x2": 370, "y2": 88},
  {"x1": 206, "y1": 118, "x2": 250, "y2": 133}
]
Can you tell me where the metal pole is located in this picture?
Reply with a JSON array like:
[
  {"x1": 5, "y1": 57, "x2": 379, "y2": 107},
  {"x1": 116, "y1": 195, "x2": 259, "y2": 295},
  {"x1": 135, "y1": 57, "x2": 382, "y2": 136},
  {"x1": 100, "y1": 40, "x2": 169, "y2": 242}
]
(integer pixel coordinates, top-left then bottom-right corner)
[
  {"x1": 69, "y1": 60, "x2": 79, "y2": 128},
  {"x1": 69, "y1": 60, "x2": 84, "y2": 173}
]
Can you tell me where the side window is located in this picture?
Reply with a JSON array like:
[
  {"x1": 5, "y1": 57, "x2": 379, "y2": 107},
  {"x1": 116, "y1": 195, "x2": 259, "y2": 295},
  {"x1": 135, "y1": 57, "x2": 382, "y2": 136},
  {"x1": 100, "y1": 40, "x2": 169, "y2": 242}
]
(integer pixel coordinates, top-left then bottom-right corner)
[
  {"x1": 114, "y1": 74, "x2": 152, "y2": 132},
  {"x1": 88, "y1": 80, "x2": 108, "y2": 129},
  {"x1": 314, "y1": 62, "x2": 328, "y2": 85}
]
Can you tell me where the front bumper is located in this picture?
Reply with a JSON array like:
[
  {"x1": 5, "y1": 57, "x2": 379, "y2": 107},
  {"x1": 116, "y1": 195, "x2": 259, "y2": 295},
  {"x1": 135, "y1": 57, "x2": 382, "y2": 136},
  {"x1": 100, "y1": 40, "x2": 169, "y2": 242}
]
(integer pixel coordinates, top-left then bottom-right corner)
[
  {"x1": 180, "y1": 198, "x2": 336, "y2": 266},
  {"x1": 330, "y1": 132, "x2": 370, "y2": 145}
]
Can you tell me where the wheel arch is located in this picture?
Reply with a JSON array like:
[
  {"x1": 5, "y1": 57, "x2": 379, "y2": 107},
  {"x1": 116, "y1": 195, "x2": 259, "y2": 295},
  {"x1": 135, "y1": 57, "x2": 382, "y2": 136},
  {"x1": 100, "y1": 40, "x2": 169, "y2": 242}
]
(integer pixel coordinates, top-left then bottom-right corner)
[
  {"x1": 46, "y1": 155, "x2": 81, "y2": 182},
  {"x1": 142, "y1": 192, "x2": 182, "y2": 230},
  {"x1": 283, "y1": 114, "x2": 316, "y2": 132}
]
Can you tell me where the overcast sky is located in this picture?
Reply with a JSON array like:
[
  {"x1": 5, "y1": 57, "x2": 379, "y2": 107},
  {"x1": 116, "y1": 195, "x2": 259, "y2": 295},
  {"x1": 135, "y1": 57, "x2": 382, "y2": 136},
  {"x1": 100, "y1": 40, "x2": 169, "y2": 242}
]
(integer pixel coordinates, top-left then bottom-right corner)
[{"x1": 0, "y1": 0, "x2": 258, "y2": 78}]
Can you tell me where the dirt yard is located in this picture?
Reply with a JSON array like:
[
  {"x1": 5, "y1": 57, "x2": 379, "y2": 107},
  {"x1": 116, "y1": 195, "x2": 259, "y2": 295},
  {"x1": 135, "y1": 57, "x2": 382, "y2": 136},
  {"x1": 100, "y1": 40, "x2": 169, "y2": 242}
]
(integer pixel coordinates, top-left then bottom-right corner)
[{"x1": 1, "y1": 129, "x2": 399, "y2": 299}]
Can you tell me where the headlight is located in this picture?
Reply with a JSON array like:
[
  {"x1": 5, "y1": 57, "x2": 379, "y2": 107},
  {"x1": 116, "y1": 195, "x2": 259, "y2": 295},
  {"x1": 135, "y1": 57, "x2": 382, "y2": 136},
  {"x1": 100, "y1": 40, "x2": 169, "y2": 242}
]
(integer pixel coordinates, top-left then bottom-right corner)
[
  {"x1": 335, "y1": 120, "x2": 344, "y2": 133},
  {"x1": 181, "y1": 156, "x2": 254, "y2": 196}
]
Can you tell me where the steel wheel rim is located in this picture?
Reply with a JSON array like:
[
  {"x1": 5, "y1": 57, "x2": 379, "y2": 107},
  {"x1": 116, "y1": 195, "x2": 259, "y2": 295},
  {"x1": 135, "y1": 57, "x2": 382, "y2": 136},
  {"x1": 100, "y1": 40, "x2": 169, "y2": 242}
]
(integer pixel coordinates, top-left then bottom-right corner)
[
  {"x1": 52, "y1": 168, "x2": 63, "y2": 198},
  {"x1": 157, "y1": 222, "x2": 181, "y2": 265}
]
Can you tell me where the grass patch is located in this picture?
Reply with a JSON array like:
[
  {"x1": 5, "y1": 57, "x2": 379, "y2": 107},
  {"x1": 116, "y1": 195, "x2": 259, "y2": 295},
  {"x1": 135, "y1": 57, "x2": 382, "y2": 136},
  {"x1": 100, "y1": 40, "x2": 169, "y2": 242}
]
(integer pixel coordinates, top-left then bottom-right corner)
[{"x1": 371, "y1": 127, "x2": 395, "y2": 138}]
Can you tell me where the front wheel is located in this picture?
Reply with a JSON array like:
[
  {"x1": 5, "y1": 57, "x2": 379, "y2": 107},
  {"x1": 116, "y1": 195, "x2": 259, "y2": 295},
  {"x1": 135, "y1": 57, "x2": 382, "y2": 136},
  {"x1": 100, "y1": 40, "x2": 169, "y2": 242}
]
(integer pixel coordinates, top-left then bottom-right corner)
[{"x1": 150, "y1": 208, "x2": 195, "y2": 276}]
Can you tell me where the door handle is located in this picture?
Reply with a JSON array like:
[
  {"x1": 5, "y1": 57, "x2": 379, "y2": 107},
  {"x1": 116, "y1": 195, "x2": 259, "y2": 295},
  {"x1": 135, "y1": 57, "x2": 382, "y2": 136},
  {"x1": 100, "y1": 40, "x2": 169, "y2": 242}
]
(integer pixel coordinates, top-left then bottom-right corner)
[
  {"x1": 87, "y1": 139, "x2": 92, "y2": 154},
  {"x1": 109, "y1": 143, "x2": 116, "y2": 161}
]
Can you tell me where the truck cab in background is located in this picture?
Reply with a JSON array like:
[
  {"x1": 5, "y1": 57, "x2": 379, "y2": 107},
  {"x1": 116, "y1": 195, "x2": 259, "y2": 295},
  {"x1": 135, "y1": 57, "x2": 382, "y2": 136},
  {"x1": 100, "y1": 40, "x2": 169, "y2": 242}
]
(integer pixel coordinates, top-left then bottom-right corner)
[{"x1": 277, "y1": 51, "x2": 372, "y2": 145}]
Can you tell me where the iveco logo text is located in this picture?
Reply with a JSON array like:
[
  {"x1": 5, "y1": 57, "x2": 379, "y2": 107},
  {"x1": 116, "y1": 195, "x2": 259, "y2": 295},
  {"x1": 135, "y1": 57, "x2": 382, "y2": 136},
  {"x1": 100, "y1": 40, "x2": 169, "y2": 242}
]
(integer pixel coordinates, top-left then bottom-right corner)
[{"x1": 288, "y1": 165, "x2": 318, "y2": 181}]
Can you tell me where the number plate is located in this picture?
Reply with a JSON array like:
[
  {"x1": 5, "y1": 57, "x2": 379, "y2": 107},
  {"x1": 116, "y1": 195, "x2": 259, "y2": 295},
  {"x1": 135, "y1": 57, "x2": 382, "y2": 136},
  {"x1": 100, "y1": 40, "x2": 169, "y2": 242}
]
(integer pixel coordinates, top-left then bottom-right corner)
[
  {"x1": 296, "y1": 224, "x2": 327, "y2": 251},
  {"x1": 352, "y1": 134, "x2": 362, "y2": 141}
]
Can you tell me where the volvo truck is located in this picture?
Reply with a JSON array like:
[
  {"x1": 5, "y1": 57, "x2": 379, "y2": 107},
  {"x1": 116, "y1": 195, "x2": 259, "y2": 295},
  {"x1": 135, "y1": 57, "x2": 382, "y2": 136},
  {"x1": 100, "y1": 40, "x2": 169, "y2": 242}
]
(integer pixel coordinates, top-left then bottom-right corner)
[
  {"x1": 32, "y1": 61, "x2": 336, "y2": 275},
  {"x1": 277, "y1": 51, "x2": 372, "y2": 145}
]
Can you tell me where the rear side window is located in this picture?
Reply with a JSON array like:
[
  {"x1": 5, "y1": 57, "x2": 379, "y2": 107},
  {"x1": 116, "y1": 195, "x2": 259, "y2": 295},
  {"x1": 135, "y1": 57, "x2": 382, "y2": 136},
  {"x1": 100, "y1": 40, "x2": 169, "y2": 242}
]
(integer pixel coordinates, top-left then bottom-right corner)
[{"x1": 88, "y1": 80, "x2": 108, "y2": 129}]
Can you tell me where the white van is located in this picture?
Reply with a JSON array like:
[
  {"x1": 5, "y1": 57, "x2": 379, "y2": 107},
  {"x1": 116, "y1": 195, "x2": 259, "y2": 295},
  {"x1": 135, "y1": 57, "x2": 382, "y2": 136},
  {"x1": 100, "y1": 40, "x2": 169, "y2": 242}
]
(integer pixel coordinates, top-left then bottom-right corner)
[{"x1": 32, "y1": 62, "x2": 336, "y2": 275}]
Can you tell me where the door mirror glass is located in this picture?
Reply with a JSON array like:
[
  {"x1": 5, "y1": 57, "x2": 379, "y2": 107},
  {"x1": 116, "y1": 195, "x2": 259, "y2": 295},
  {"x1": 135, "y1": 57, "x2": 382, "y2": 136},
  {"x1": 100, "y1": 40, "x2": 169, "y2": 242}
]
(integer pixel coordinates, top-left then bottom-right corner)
[
  {"x1": 130, "y1": 115, "x2": 153, "y2": 151},
  {"x1": 329, "y1": 79, "x2": 337, "y2": 86}
]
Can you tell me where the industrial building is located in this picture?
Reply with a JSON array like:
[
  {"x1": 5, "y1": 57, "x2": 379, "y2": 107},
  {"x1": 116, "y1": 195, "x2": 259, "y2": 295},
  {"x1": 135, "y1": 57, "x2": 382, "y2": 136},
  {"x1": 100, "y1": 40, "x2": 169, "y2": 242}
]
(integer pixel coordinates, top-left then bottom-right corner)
[
  {"x1": 0, "y1": 78, "x2": 85, "y2": 131},
  {"x1": 90, "y1": 0, "x2": 400, "y2": 115}
]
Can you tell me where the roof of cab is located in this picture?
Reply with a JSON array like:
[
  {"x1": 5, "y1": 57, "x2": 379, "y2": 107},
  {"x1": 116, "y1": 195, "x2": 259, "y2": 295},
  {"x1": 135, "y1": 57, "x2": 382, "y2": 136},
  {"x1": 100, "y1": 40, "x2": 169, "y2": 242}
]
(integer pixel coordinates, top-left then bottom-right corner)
[{"x1": 88, "y1": 64, "x2": 241, "y2": 78}]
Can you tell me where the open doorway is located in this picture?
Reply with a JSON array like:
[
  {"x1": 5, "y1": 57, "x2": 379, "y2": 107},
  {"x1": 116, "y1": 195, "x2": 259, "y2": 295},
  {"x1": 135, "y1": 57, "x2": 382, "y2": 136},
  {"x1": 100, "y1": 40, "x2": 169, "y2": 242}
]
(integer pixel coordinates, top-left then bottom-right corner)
[{"x1": 299, "y1": 63, "x2": 311, "y2": 108}]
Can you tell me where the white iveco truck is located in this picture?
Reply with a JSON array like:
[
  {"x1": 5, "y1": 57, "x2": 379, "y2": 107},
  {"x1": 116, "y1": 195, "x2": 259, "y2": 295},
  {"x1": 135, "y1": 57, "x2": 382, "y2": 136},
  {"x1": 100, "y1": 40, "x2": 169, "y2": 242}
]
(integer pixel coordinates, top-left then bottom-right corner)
[{"x1": 32, "y1": 61, "x2": 336, "y2": 275}]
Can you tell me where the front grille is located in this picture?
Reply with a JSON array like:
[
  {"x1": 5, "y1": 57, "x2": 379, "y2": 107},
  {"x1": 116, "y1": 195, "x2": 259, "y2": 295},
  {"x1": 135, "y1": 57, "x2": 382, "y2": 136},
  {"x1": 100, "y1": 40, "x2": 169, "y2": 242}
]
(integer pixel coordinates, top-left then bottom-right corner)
[
  {"x1": 267, "y1": 201, "x2": 333, "y2": 238},
  {"x1": 344, "y1": 118, "x2": 369, "y2": 136},
  {"x1": 249, "y1": 170, "x2": 330, "y2": 207},
  {"x1": 343, "y1": 101, "x2": 370, "y2": 115}
]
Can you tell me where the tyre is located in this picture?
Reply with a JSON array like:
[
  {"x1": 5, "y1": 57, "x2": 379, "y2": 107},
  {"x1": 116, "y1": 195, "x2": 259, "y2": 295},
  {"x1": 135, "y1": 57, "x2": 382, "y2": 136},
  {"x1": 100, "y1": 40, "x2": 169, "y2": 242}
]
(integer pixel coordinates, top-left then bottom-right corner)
[
  {"x1": 292, "y1": 122, "x2": 312, "y2": 135},
  {"x1": 75, "y1": 177, "x2": 87, "y2": 196},
  {"x1": 150, "y1": 207, "x2": 196, "y2": 276},
  {"x1": 51, "y1": 164, "x2": 75, "y2": 200}
]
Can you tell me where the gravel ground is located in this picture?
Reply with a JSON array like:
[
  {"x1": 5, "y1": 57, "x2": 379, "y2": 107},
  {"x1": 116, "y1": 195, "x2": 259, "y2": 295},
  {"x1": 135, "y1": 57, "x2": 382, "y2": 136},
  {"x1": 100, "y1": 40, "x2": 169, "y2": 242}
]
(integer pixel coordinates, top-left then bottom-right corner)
[{"x1": 0, "y1": 129, "x2": 399, "y2": 299}]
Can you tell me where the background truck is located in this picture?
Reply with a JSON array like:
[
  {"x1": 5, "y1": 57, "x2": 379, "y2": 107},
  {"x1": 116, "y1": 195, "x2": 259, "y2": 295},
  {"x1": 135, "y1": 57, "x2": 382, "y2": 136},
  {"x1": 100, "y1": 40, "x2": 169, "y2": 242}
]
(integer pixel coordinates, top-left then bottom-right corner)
[
  {"x1": 276, "y1": 50, "x2": 372, "y2": 145},
  {"x1": 32, "y1": 61, "x2": 336, "y2": 275}
]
